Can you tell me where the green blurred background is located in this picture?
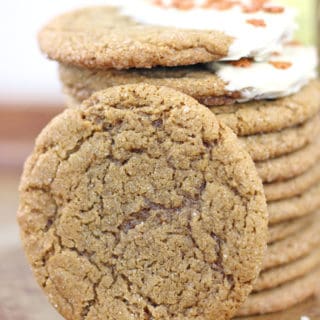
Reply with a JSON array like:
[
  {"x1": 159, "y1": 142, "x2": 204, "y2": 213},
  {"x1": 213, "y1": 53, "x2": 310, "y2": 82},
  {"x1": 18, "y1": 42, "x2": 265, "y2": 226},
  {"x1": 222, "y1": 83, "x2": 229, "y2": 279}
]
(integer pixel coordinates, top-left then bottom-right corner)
[{"x1": 280, "y1": 0, "x2": 317, "y2": 44}]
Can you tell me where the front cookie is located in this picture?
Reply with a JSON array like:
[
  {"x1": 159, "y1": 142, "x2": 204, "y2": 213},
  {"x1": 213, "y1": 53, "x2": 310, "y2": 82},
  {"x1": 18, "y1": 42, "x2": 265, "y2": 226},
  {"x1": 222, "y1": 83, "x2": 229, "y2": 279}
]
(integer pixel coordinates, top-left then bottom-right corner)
[{"x1": 18, "y1": 84, "x2": 267, "y2": 320}]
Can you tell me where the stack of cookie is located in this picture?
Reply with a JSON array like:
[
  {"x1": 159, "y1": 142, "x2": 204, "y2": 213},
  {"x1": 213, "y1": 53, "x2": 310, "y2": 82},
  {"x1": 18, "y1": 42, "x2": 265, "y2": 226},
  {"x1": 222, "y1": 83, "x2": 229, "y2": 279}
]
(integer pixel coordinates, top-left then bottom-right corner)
[{"x1": 22, "y1": 0, "x2": 320, "y2": 318}]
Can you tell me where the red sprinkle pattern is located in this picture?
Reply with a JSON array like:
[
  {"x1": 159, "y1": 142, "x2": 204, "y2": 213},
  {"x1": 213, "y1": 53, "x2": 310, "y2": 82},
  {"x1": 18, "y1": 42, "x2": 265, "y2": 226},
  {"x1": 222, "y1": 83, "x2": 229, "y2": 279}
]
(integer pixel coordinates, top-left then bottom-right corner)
[{"x1": 153, "y1": 0, "x2": 285, "y2": 14}]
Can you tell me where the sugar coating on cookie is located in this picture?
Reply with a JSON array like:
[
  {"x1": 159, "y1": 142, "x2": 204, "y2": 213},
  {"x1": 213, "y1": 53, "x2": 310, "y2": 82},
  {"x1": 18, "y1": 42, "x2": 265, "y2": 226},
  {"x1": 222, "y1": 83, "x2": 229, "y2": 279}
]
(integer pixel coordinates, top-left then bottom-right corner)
[{"x1": 18, "y1": 85, "x2": 267, "y2": 320}]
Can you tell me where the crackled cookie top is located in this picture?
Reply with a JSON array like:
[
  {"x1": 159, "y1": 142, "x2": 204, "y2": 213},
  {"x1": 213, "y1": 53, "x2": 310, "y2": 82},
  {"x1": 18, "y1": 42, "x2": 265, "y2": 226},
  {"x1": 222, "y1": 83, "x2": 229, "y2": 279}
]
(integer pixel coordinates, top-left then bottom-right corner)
[
  {"x1": 18, "y1": 84, "x2": 267, "y2": 320},
  {"x1": 39, "y1": 0, "x2": 296, "y2": 69}
]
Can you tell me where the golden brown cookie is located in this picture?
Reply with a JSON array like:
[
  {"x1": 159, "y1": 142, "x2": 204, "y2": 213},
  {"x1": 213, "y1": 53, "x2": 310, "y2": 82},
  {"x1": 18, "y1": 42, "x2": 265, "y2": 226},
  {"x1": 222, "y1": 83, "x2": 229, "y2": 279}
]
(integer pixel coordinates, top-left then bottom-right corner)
[
  {"x1": 254, "y1": 249, "x2": 320, "y2": 292},
  {"x1": 237, "y1": 268, "x2": 320, "y2": 316},
  {"x1": 18, "y1": 84, "x2": 268, "y2": 320},
  {"x1": 268, "y1": 214, "x2": 314, "y2": 244},
  {"x1": 268, "y1": 182, "x2": 320, "y2": 225},
  {"x1": 256, "y1": 138, "x2": 320, "y2": 183},
  {"x1": 60, "y1": 63, "x2": 320, "y2": 136},
  {"x1": 239, "y1": 114, "x2": 320, "y2": 162},
  {"x1": 263, "y1": 215, "x2": 320, "y2": 270},
  {"x1": 209, "y1": 81, "x2": 320, "y2": 136},
  {"x1": 264, "y1": 161, "x2": 320, "y2": 202},
  {"x1": 59, "y1": 64, "x2": 229, "y2": 105},
  {"x1": 39, "y1": 7, "x2": 232, "y2": 70}
]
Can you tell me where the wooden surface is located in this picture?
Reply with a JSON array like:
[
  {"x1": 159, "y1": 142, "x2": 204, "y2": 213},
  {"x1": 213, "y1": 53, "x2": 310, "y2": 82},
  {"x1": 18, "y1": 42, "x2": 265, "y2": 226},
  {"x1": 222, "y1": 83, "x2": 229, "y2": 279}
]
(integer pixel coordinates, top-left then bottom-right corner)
[{"x1": 0, "y1": 170, "x2": 319, "y2": 320}]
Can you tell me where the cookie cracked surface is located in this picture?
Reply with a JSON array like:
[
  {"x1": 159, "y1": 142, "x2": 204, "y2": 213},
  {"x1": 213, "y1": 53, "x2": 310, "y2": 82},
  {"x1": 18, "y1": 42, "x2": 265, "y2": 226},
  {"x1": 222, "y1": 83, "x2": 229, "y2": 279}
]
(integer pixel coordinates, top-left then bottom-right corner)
[
  {"x1": 18, "y1": 84, "x2": 267, "y2": 320},
  {"x1": 39, "y1": 7, "x2": 232, "y2": 70}
]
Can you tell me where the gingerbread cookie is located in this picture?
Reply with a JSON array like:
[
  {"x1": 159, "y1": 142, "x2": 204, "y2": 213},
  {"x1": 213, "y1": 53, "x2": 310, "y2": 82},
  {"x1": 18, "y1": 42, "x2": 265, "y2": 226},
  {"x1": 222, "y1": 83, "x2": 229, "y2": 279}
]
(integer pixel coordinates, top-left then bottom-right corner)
[
  {"x1": 59, "y1": 63, "x2": 231, "y2": 106},
  {"x1": 58, "y1": 39, "x2": 317, "y2": 104},
  {"x1": 240, "y1": 114, "x2": 320, "y2": 162},
  {"x1": 268, "y1": 214, "x2": 314, "y2": 244},
  {"x1": 39, "y1": 2, "x2": 297, "y2": 70},
  {"x1": 60, "y1": 63, "x2": 320, "y2": 137},
  {"x1": 263, "y1": 215, "x2": 320, "y2": 270},
  {"x1": 211, "y1": 81, "x2": 320, "y2": 136},
  {"x1": 268, "y1": 182, "x2": 320, "y2": 224},
  {"x1": 237, "y1": 268, "x2": 320, "y2": 316},
  {"x1": 265, "y1": 161, "x2": 320, "y2": 202},
  {"x1": 18, "y1": 84, "x2": 268, "y2": 320},
  {"x1": 254, "y1": 249, "x2": 320, "y2": 292},
  {"x1": 256, "y1": 137, "x2": 320, "y2": 183}
]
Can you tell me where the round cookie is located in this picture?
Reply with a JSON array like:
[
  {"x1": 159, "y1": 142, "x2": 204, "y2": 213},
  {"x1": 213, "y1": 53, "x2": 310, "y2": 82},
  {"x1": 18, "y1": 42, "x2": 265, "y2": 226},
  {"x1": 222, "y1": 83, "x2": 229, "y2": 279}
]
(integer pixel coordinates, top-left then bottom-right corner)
[
  {"x1": 210, "y1": 82, "x2": 320, "y2": 136},
  {"x1": 268, "y1": 181, "x2": 320, "y2": 225},
  {"x1": 268, "y1": 214, "x2": 314, "y2": 244},
  {"x1": 256, "y1": 137, "x2": 320, "y2": 183},
  {"x1": 60, "y1": 63, "x2": 320, "y2": 136},
  {"x1": 236, "y1": 268, "x2": 320, "y2": 316},
  {"x1": 263, "y1": 215, "x2": 320, "y2": 270},
  {"x1": 18, "y1": 84, "x2": 268, "y2": 320},
  {"x1": 59, "y1": 64, "x2": 229, "y2": 106},
  {"x1": 254, "y1": 249, "x2": 320, "y2": 292},
  {"x1": 240, "y1": 114, "x2": 320, "y2": 162},
  {"x1": 39, "y1": 2, "x2": 297, "y2": 71},
  {"x1": 265, "y1": 161, "x2": 320, "y2": 202},
  {"x1": 39, "y1": 6, "x2": 233, "y2": 70}
]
